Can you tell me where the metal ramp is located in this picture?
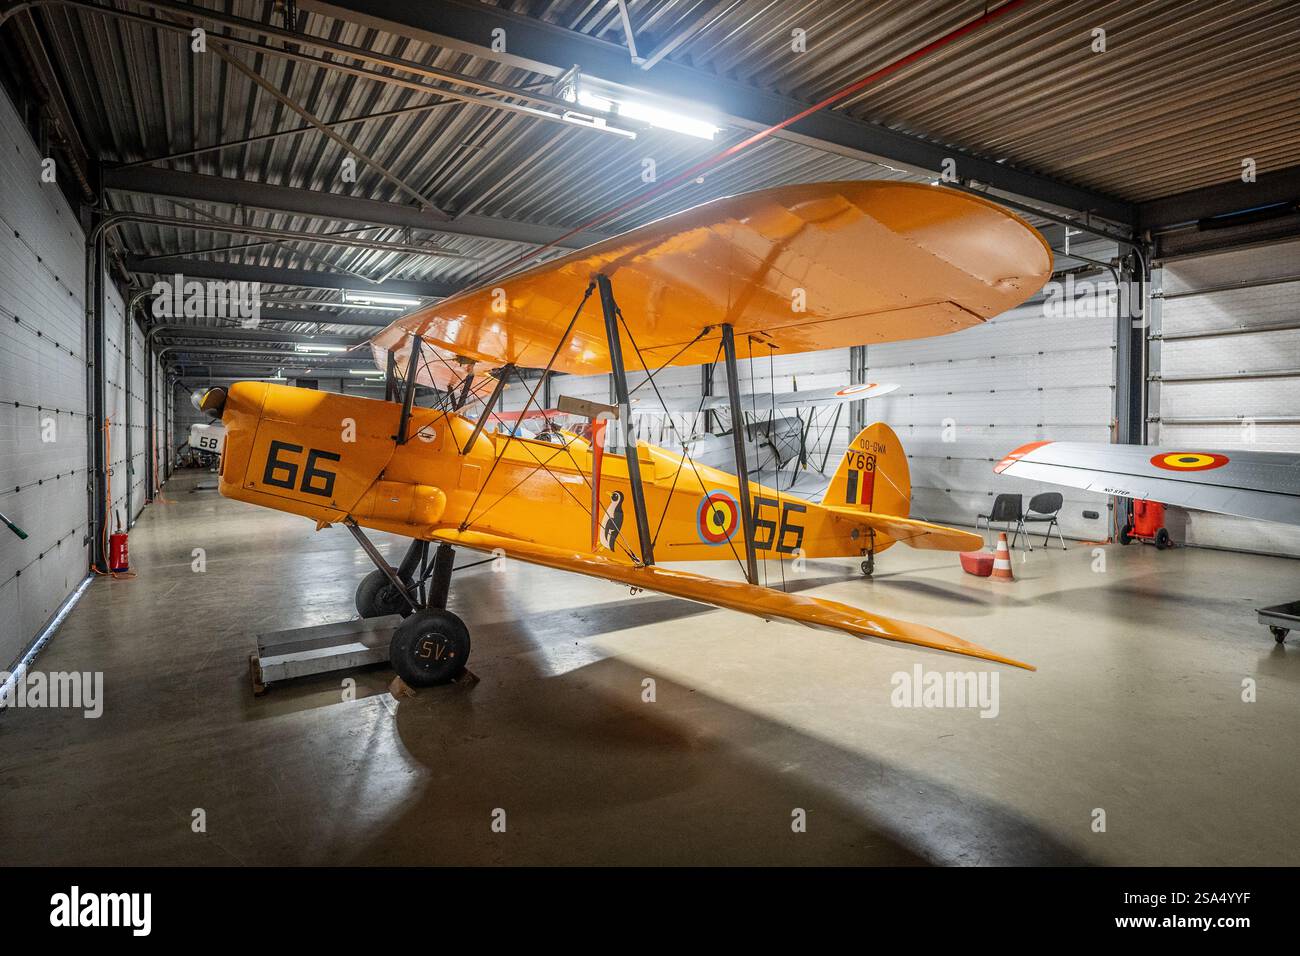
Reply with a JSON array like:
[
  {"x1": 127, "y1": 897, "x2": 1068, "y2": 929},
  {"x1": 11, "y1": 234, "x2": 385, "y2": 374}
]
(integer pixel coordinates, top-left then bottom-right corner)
[{"x1": 249, "y1": 616, "x2": 402, "y2": 695}]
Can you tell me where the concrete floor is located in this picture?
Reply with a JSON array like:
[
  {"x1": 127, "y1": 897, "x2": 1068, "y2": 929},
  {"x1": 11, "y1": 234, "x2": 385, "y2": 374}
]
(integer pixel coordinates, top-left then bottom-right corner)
[{"x1": 3, "y1": 470, "x2": 1299, "y2": 865}]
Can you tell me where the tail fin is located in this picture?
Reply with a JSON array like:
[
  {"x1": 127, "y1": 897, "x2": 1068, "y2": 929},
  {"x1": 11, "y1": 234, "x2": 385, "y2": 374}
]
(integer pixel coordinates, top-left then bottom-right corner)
[{"x1": 826, "y1": 422, "x2": 911, "y2": 517}]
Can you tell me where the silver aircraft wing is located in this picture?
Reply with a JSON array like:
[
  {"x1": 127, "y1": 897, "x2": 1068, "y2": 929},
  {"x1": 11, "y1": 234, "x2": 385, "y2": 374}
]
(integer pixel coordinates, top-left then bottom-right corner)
[
  {"x1": 699, "y1": 381, "x2": 900, "y2": 413},
  {"x1": 995, "y1": 440, "x2": 1300, "y2": 526}
]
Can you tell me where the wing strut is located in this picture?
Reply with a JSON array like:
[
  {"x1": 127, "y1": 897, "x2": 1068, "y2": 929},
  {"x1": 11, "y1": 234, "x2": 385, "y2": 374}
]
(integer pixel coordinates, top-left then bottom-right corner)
[
  {"x1": 721, "y1": 323, "x2": 760, "y2": 585},
  {"x1": 597, "y1": 273, "x2": 655, "y2": 567},
  {"x1": 820, "y1": 403, "x2": 843, "y2": 474},
  {"x1": 394, "y1": 334, "x2": 422, "y2": 444},
  {"x1": 384, "y1": 350, "x2": 398, "y2": 402},
  {"x1": 454, "y1": 374, "x2": 475, "y2": 410},
  {"x1": 460, "y1": 366, "x2": 511, "y2": 454}
]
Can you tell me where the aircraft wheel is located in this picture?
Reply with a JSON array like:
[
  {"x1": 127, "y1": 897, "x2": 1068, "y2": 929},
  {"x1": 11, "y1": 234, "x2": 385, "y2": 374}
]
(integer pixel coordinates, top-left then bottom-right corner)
[
  {"x1": 1154, "y1": 527, "x2": 1173, "y2": 550},
  {"x1": 1118, "y1": 524, "x2": 1133, "y2": 545},
  {"x1": 355, "y1": 569, "x2": 415, "y2": 618},
  {"x1": 390, "y1": 609, "x2": 470, "y2": 687},
  {"x1": 860, "y1": 554, "x2": 874, "y2": 577},
  {"x1": 1271, "y1": 626, "x2": 1289, "y2": 645}
]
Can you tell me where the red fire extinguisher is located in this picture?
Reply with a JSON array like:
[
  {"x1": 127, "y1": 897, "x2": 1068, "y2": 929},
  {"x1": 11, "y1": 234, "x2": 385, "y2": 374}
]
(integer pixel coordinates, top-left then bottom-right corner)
[{"x1": 109, "y1": 510, "x2": 130, "y2": 573}]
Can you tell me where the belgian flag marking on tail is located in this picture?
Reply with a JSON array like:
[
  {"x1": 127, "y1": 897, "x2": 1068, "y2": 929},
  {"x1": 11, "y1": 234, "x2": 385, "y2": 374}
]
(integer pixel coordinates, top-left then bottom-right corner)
[{"x1": 844, "y1": 452, "x2": 876, "y2": 507}]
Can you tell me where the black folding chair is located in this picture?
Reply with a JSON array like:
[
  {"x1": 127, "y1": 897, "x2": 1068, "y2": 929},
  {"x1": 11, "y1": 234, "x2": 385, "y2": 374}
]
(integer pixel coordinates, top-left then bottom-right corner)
[
  {"x1": 976, "y1": 493, "x2": 1022, "y2": 549},
  {"x1": 1015, "y1": 492, "x2": 1066, "y2": 550}
]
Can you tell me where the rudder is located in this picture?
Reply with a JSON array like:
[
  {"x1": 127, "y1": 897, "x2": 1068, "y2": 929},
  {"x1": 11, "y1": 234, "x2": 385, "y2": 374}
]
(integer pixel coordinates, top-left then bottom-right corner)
[{"x1": 826, "y1": 422, "x2": 911, "y2": 517}]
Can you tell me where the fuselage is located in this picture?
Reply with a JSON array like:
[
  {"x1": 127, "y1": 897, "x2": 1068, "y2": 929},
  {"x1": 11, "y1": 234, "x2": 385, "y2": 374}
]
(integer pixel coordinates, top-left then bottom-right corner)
[{"x1": 215, "y1": 381, "x2": 887, "y2": 564}]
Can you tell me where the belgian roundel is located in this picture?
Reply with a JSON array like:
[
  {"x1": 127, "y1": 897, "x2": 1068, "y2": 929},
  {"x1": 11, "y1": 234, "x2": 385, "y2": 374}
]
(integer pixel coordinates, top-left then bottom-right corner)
[
  {"x1": 1150, "y1": 452, "x2": 1230, "y2": 472},
  {"x1": 697, "y1": 491, "x2": 739, "y2": 545}
]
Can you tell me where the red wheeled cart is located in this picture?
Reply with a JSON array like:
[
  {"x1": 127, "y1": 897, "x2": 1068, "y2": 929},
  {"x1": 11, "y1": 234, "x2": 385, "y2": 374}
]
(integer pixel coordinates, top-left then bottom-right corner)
[{"x1": 1119, "y1": 499, "x2": 1173, "y2": 550}]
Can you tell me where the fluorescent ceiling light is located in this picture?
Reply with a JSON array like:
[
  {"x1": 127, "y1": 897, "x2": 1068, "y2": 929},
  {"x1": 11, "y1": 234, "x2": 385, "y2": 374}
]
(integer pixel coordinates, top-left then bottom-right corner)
[
  {"x1": 294, "y1": 344, "x2": 348, "y2": 353},
  {"x1": 349, "y1": 368, "x2": 382, "y2": 375},
  {"x1": 559, "y1": 89, "x2": 637, "y2": 139},
  {"x1": 562, "y1": 111, "x2": 637, "y2": 139},
  {"x1": 343, "y1": 291, "x2": 422, "y2": 308},
  {"x1": 617, "y1": 99, "x2": 718, "y2": 140},
  {"x1": 572, "y1": 85, "x2": 717, "y2": 140},
  {"x1": 577, "y1": 90, "x2": 613, "y2": 112}
]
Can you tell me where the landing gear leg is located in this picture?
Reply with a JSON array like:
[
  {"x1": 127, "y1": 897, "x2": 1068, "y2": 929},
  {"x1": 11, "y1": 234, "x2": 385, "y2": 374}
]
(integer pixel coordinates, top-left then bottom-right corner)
[
  {"x1": 861, "y1": 530, "x2": 876, "y2": 578},
  {"x1": 345, "y1": 524, "x2": 472, "y2": 686},
  {"x1": 347, "y1": 521, "x2": 419, "y2": 616}
]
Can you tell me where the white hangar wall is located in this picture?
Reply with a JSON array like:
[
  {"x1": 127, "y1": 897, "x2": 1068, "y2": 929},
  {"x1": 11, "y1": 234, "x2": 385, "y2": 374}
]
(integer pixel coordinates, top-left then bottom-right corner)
[
  {"x1": 0, "y1": 85, "x2": 170, "y2": 671},
  {"x1": 858, "y1": 281, "x2": 1118, "y2": 540},
  {"x1": 1152, "y1": 237, "x2": 1300, "y2": 558},
  {"x1": 0, "y1": 88, "x2": 91, "y2": 670}
]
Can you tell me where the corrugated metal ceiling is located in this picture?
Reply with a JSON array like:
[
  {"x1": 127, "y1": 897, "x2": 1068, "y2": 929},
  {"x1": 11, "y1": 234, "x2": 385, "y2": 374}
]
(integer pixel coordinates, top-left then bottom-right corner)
[{"x1": 16, "y1": 0, "x2": 1294, "y2": 348}]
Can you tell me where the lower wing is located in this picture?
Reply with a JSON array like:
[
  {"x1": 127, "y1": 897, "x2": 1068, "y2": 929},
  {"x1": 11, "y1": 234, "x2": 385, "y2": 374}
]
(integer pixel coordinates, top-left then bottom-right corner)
[
  {"x1": 995, "y1": 440, "x2": 1300, "y2": 526},
  {"x1": 431, "y1": 528, "x2": 1033, "y2": 670}
]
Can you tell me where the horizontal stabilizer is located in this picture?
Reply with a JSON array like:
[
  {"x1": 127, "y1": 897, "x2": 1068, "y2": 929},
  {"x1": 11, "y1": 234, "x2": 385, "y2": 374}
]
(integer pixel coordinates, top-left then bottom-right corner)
[
  {"x1": 822, "y1": 507, "x2": 985, "y2": 551},
  {"x1": 431, "y1": 528, "x2": 1033, "y2": 670}
]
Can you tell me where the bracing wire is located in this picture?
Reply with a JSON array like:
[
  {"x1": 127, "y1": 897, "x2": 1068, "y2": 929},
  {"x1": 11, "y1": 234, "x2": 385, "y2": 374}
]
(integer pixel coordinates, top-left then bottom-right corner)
[
  {"x1": 459, "y1": 282, "x2": 595, "y2": 532},
  {"x1": 615, "y1": 310, "x2": 750, "y2": 580}
]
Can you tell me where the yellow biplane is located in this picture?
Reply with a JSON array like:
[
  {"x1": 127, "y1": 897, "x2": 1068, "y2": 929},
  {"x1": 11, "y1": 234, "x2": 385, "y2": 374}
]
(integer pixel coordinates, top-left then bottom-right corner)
[{"x1": 196, "y1": 181, "x2": 1052, "y2": 684}]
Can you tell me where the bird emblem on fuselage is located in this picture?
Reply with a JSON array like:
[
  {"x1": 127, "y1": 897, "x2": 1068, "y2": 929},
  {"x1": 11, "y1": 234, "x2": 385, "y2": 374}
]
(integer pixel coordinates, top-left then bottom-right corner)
[{"x1": 600, "y1": 490, "x2": 624, "y2": 551}]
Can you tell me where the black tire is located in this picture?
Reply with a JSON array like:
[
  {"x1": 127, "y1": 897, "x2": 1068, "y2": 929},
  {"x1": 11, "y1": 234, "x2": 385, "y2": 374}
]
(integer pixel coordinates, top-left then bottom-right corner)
[
  {"x1": 860, "y1": 554, "x2": 874, "y2": 577},
  {"x1": 1154, "y1": 527, "x2": 1172, "y2": 550},
  {"x1": 355, "y1": 568, "x2": 415, "y2": 618},
  {"x1": 390, "y1": 609, "x2": 470, "y2": 687},
  {"x1": 1118, "y1": 523, "x2": 1133, "y2": 545},
  {"x1": 1271, "y1": 626, "x2": 1289, "y2": 645}
]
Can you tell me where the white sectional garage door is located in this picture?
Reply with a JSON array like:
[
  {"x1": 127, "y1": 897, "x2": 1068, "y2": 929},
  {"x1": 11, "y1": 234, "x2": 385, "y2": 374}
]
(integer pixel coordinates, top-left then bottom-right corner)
[
  {"x1": 0, "y1": 89, "x2": 91, "y2": 670},
  {"x1": 1153, "y1": 237, "x2": 1300, "y2": 557},
  {"x1": 103, "y1": 281, "x2": 130, "y2": 537},
  {"x1": 128, "y1": 313, "x2": 148, "y2": 520},
  {"x1": 860, "y1": 289, "x2": 1117, "y2": 540}
]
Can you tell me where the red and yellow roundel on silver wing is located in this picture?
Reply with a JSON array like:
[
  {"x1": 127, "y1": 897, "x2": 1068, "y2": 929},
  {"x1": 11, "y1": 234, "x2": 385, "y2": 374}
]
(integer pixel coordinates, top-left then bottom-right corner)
[
  {"x1": 697, "y1": 490, "x2": 739, "y2": 545},
  {"x1": 1150, "y1": 452, "x2": 1230, "y2": 472}
]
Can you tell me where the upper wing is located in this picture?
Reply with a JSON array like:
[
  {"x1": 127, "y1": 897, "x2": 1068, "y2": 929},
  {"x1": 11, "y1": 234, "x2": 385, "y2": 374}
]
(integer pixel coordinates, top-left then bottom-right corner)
[
  {"x1": 822, "y1": 507, "x2": 985, "y2": 551},
  {"x1": 432, "y1": 527, "x2": 1033, "y2": 670},
  {"x1": 995, "y1": 441, "x2": 1300, "y2": 526},
  {"x1": 371, "y1": 181, "x2": 1051, "y2": 384}
]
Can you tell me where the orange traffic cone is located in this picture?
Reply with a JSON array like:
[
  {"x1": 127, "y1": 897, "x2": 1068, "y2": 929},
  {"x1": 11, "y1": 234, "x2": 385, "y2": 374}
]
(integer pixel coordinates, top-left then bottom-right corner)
[{"x1": 991, "y1": 532, "x2": 1015, "y2": 581}]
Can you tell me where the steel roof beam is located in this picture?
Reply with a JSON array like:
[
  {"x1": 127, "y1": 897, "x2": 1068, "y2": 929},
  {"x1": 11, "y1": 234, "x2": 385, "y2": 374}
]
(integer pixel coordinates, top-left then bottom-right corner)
[
  {"x1": 103, "y1": 166, "x2": 611, "y2": 248},
  {"x1": 230, "y1": 307, "x2": 395, "y2": 328},
  {"x1": 143, "y1": 307, "x2": 401, "y2": 328},
  {"x1": 157, "y1": 343, "x2": 372, "y2": 358},
  {"x1": 151, "y1": 327, "x2": 364, "y2": 347},
  {"x1": 124, "y1": 254, "x2": 456, "y2": 297},
  {"x1": 303, "y1": 0, "x2": 1136, "y2": 225},
  {"x1": 1137, "y1": 165, "x2": 1300, "y2": 232}
]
